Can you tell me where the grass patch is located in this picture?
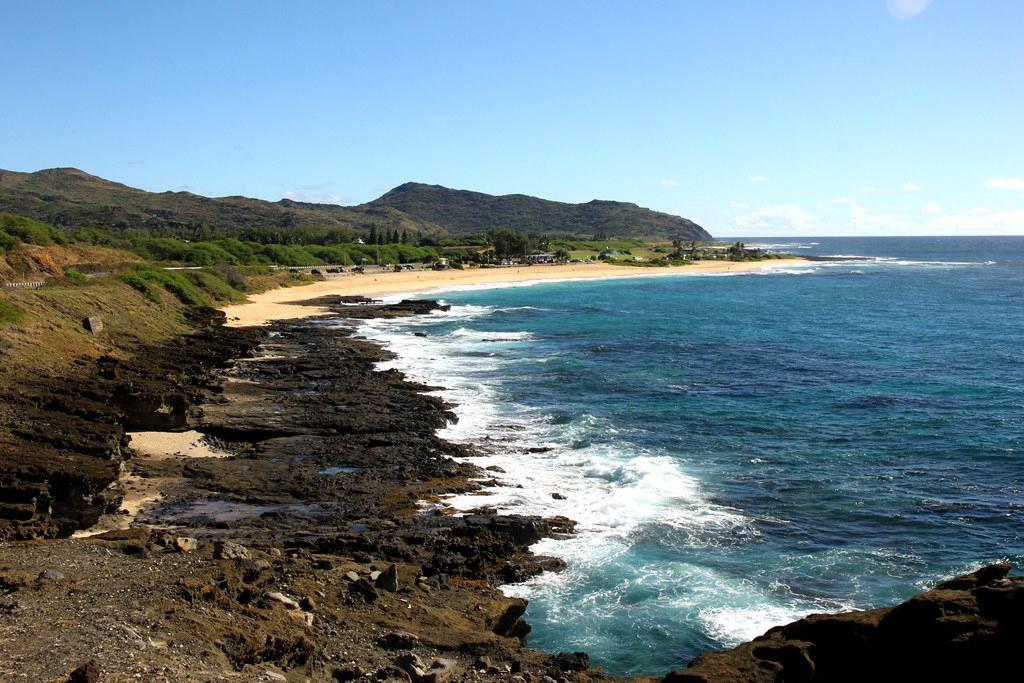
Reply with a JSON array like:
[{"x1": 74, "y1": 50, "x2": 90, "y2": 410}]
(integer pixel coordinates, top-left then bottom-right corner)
[
  {"x1": 0, "y1": 300, "x2": 26, "y2": 326},
  {"x1": 119, "y1": 265, "x2": 248, "y2": 306},
  {"x1": 184, "y1": 270, "x2": 246, "y2": 303},
  {"x1": 120, "y1": 271, "x2": 161, "y2": 303}
]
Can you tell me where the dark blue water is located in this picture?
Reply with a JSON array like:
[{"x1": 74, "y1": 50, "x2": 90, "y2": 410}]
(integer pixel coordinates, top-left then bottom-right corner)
[{"x1": 358, "y1": 237, "x2": 1024, "y2": 676}]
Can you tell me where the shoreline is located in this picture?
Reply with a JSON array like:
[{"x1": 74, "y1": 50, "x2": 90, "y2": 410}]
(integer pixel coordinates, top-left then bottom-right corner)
[
  {"x1": 1, "y1": 265, "x2": 1020, "y2": 680},
  {"x1": 222, "y1": 258, "x2": 808, "y2": 326},
  {"x1": 1, "y1": 301, "x2": 593, "y2": 681}
]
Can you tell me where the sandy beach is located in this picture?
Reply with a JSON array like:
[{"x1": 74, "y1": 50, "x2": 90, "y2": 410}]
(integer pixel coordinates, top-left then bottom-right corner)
[{"x1": 222, "y1": 258, "x2": 807, "y2": 326}]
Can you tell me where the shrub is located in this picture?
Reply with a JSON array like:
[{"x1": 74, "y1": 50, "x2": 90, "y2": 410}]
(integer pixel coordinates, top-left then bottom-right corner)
[
  {"x1": 184, "y1": 270, "x2": 245, "y2": 303},
  {"x1": 0, "y1": 214, "x2": 68, "y2": 246},
  {"x1": 0, "y1": 229, "x2": 18, "y2": 252},
  {"x1": 120, "y1": 272, "x2": 161, "y2": 303},
  {"x1": 257, "y1": 244, "x2": 319, "y2": 266},
  {"x1": 184, "y1": 242, "x2": 238, "y2": 266},
  {"x1": 214, "y1": 263, "x2": 249, "y2": 290},
  {"x1": 120, "y1": 266, "x2": 208, "y2": 306}
]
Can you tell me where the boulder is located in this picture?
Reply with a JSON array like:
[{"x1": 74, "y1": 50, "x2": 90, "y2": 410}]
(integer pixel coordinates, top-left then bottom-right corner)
[
  {"x1": 265, "y1": 591, "x2": 301, "y2": 610},
  {"x1": 348, "y1": 578, "x2": 379, "y2": 603},
  {"x1": 213, "y1": 540, "x2": 251, "y2": 560},
  {"x1": 375, "y1": 564, "x2": 399, "y2": 592},
  {"x1": 553, "y1": 652, "x2": 590, "y2": 672},
  {"x1": 377, "y1": 631, "x2": 418, "y2": 650},
  {"x1": 173, "y1": 536, "x2": 199, "y2": 553}
]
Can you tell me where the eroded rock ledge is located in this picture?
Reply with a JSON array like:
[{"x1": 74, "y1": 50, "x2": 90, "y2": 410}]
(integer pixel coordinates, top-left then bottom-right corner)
[{"x1": 663, "y1": 562, "x2": 1022, "y2": 682}]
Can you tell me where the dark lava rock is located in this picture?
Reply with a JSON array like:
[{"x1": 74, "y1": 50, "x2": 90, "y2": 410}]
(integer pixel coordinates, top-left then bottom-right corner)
[
  {"x1": 348, "y1": 578, "x2": 379, "y2": 603},
  {"x1": 0, "y1": 310, "x2": 262, "y2": 542},
  {"x1": 663, "y1": 562, "x2": 1024, "y2": 682},
  {"x1": 375, "y1": 564, "x2": 400, "y2": 592},
  {"x1": 491, "y1": 598, "x2": 531, "y2": 641},
  {"x1": 553, "y1": 652, "x2": 590, "y2": 672},
  {"x1": 68, "y1": 659, "x2": 100, "y2": 683},
  {"x1": 395, "y1": 653, "x2": 428, "y2": 679},
  {"x1": 377, "y1": 631, "x2": 419, "y2": 650},
  {"x1": 333, "y1": 665, "x2": 367, "y2": 682}
]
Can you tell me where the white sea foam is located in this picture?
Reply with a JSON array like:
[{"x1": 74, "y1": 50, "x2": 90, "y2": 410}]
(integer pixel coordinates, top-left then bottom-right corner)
[
  {"x1": 353, "y1": 302, "x2": 818, "y2": 648},
  {"x1": 450, "y1": 327, "x2": 534, "y2": 341},
  {"x1": 745, "y1": 241, "x2": 820, "y2": 250},
  {"x1": 817, "y1": 255, "x2": 994, "y2": 268},
  {"x1": 699, "y1": 604, "x2": 813, "y2": 645}
]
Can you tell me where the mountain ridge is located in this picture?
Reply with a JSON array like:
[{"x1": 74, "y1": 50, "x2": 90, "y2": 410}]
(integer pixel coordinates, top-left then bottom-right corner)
[
  {"x1": 366, "y1": 181, "x2": 711, "y2": 240},
  {"x1": 0, "y1": 167, "x2": 711, "y2": 241}
]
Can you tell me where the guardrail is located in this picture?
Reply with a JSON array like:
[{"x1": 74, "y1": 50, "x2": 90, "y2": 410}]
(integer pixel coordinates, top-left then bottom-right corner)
[{"x1": 1, "y1": 280, "x2": 46, "y2": 289}]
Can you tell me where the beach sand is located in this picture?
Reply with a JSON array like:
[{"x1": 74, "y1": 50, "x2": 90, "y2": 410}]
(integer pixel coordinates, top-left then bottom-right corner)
[
  {"x1": 73, "y1": 431, "x2": 234, "y2": 536},
  {"x1": 222, "y1": 258, "x2": 807, "y2": 327}
]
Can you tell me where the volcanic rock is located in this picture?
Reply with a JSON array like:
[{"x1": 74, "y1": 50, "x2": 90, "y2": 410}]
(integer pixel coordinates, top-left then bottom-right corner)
[{"x1": 663, "y1": 562, "x2": 1024, "y2": 682}]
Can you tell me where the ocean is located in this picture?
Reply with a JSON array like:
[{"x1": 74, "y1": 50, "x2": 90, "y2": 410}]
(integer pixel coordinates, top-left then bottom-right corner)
[{"x1": 356, "y1": 236, "x2": 1024, "y2": 676}]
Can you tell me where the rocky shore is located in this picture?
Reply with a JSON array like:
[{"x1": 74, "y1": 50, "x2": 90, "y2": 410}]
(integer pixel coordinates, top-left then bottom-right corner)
[
  {"x1": 0, "y1": 298, "x2": 602, "y2": 682},
  {"x1": 1, "y1": 297, "x2": 1021, "y2": 682}
]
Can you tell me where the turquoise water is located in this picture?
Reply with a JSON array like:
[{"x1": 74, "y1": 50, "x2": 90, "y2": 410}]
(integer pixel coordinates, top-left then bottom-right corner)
[{"x1": 357, "y1": 237, "x2": 1024, "y2": 676}]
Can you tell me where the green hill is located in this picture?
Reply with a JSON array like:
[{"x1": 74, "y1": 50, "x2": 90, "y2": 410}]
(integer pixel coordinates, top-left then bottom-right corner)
[
  {"x1": 0, "y1": 168, "x2": 711, "y2": 241},
  {"x1": 365, "y1": 182, "x2": 711, "y2": 241},
  {"x1": 0, "y1": 168, "x2": 443, "y2": 239}
]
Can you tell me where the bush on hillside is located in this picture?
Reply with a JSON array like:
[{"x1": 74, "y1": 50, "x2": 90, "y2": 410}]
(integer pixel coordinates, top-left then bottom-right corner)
[
  {"x1": 0, "y1": 229, "x2": 18, "y2": 253},
  {"x1": 120, "y1": 265, "x2": 248, "y2": 306},
  {"x1": 0, "y1": 214, "x2": 69, "y2": 247}
]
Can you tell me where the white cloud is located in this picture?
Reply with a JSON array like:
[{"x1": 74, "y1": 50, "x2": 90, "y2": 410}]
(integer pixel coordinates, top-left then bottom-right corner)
[
  {"x1": 730, "y1": 201, "x2": 749, "y2": 209},
  {"x1": 734, "y1": 204, "x2": 819, "y2": 233},
  {"x1": 970, "y1": 207, "x2": 991, "y2": 214},
  {"x1": 903, "y1": 181, "x2": 922, "y2": 191},
  {"x1": 659, "y1": 179, "x2": 681, "y2": 188},
  {"x1": 833, "y1": 196, "x2": 854, "y2": 204},
  {"x1": 984, "y1": 177, "x2": 1024, "y2": 190},
  {"x1": 927, "y1": 209, "x2": 1024, "y2": 235},
  {"x1": 921, "y1": 201, "x2": 942, "y2": 213},
  {"x1": 887, "y1": 0, "x2": 934, "y2": 20},
  {"x1": 843, "y1": 199, "x2": 913, "y2": 231},
  {"x1": 747, "y1": 174, "x2": 769, "y2": 185},
  {"x1": 861, "y1": 185, "x2": 877, "y2": 193},
  {"x1": 282, "y1": 191, "x2": 348, "y2": 205}
]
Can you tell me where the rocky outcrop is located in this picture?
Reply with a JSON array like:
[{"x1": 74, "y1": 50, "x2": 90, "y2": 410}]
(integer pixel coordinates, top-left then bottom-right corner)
[
  {"x1": 0, "y1": 307, "x2": 261, "y2": 540},
  {"x1": 664, "y1": 562, "x2": 1023, "y2": 682},
  {"x1": 0, "y1": 297, "x2": 618, "y2": 683}
]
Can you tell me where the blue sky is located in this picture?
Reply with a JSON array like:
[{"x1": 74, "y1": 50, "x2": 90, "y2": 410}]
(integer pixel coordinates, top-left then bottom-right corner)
[{"x1": 3, "y1": 1, "x2": 1022, "y2": 236}]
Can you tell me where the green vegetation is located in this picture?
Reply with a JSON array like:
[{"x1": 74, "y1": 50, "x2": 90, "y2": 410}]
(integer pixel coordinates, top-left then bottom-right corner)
[
  {"x1": 0, "y1": 230, "x2": 17, "y2": 253},
  {"x1": 0, "y1": 168, "x2": 437, "y2": 244},
  {"x1": 370, "y1": 182, "x2": 710, "y2": 241},
  {"x1": 126, "y1": 237, "x2": 441, "y2": 267},
  {"x1": 62, "y1": 269, "x2": 88, "y2": 282},
  {"x1": 0, "y1": 168, "x2": 710, "y2": 244},
  {"x1": 550, "y1": 238, "x2": 647, "y2": 252},
  {"x1": 0, "y1": 300, "x2": 25, "y2": 325},
  {"x1": 0, "y1": 213, "x2": 69, "y2": 251},
  {"x1": 120, "y1": 265, "x2": 248, "y2": 306}
]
